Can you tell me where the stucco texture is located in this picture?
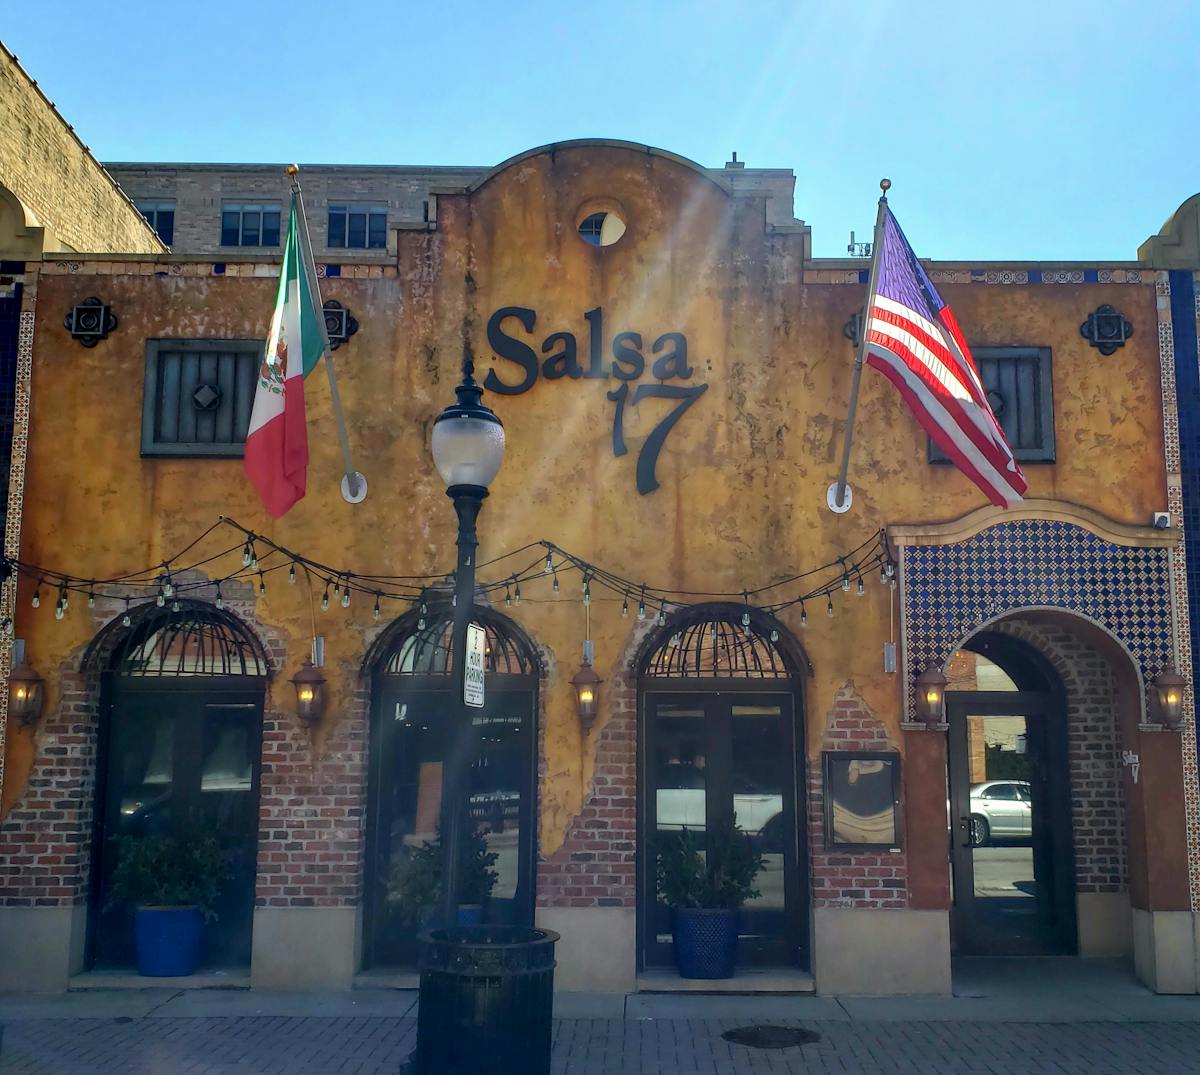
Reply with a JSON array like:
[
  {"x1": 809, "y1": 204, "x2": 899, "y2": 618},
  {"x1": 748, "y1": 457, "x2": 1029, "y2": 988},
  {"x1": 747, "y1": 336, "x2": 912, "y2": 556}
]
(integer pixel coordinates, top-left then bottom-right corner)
[{"x1": 4, "y1": 143, "x2": 1167, "y2": 860}]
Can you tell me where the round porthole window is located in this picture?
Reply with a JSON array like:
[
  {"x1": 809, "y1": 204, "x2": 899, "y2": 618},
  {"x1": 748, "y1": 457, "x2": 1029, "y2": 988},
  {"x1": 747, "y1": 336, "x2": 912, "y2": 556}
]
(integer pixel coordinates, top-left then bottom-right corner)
[{"x1": 577, "y1": 210, "x2": 626, "y2": 248}]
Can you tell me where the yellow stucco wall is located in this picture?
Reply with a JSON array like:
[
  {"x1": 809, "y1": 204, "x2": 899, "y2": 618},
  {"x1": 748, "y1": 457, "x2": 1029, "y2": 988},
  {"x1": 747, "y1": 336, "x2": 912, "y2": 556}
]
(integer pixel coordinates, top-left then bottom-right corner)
[{"x1": 3, "y1": 144, "x2": 1166, "y2": 854}]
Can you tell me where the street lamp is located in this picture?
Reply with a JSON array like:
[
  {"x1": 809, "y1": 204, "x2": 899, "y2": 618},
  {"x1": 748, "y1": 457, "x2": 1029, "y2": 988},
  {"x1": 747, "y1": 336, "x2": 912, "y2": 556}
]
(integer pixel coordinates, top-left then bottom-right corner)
[{"x1": 430, "y1": 354, "x2": 505, "y2": 928}]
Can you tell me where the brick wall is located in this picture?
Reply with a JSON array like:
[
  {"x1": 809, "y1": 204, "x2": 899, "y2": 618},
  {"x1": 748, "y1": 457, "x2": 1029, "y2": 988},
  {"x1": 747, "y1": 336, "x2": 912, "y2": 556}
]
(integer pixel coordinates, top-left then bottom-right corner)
[
  {"x1": 809, "y1": 685, "x2": 908, "y2": 909},
  {"x1": 0, "y1": 45, "x2": 162, "y2": 255},
  {"x1": 993, "y1": 618, "x2": 1127, "y2": 893},
  {"x1": 537, "y1": 654, "x2": 637, "y2": 908}
]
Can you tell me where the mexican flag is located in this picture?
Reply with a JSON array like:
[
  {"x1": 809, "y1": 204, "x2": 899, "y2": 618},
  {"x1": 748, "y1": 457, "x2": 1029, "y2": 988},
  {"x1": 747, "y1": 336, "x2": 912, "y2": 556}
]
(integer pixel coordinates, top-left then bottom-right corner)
[{"x1": 244, "y1": 198, "x2": 325, "y2": 516}]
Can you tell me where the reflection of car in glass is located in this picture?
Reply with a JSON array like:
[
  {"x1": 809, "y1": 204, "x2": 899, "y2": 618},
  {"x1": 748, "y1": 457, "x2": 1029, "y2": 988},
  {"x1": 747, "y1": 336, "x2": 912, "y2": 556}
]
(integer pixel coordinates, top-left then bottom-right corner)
[
  {"x1": 655, "y1": 764, "x2": 781, "y2": 841},
  {"x1": 969, "y1": 781, "x2": 1032, "y2": 846}
]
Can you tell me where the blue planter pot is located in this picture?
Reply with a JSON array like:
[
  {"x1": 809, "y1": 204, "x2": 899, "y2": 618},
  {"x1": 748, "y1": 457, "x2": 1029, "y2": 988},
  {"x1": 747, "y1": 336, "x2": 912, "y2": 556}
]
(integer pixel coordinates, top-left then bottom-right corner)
[
  {"x1": 134, "y1": 907, "x2": 204, "y2": 977},
  {"x1": 672, "y1": 908, "x2": 739, "y2": 979}
]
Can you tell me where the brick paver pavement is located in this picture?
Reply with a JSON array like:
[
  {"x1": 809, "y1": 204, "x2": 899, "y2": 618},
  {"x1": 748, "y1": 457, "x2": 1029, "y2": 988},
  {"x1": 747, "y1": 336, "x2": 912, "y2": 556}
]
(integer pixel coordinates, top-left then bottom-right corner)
[{"x1": 3, "y1": 1016, "x2": 1200, "y2": 1074}]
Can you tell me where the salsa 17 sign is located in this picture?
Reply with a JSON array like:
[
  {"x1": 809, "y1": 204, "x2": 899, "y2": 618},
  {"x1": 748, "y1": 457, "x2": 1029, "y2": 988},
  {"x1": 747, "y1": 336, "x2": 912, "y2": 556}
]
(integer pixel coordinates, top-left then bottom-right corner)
[
  {"x1": 464, "y1": 623, "x2": 486, "y2": 708},
  {"x1": 482, "y1": 306, "x2": 708, "y2": 495}
]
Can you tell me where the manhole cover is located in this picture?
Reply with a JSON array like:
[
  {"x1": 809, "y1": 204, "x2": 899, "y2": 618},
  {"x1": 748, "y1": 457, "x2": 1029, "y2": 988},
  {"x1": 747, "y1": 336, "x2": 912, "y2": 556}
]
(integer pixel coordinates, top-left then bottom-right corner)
[{"x1": 722, "y1": 1025, "x2": 820, "y2": 1050}]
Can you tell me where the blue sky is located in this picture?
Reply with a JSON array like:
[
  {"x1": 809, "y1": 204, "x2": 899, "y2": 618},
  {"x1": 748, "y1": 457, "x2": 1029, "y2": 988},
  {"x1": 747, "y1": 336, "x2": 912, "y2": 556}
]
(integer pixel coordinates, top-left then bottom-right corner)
[{"x1": 5, "y1": 0, "x2": 1197, "y2": 260}]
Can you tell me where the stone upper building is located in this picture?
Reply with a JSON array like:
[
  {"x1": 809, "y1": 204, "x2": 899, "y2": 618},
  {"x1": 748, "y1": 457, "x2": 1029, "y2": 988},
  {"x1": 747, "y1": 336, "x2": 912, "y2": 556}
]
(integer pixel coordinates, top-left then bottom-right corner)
[{"x1": 105, "y1": 152, "x2": 802, "y2": 260}]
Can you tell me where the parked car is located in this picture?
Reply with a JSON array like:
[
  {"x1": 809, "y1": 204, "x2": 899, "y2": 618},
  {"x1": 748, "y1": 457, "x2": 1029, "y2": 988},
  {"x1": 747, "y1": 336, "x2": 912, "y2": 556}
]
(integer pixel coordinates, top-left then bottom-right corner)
[{"x1": 969, "y1": 780, "x2": 1032, "y2": 846}]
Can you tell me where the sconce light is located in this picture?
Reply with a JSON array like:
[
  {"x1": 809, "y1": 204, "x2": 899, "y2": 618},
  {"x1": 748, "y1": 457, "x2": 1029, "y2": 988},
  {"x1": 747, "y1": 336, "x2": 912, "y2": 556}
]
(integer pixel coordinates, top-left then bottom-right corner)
[
  {"x1": 1080, "y1": 304, "x2": 1133, "y2": 356},
  {"x1": 291, "y1": 658, "x2": 327, "y2": 727},
  {"x1": 1153, "y1": 663, "x2": 1187, "y2": 730},
  {"x1": 915, "y1": 664, "x2": 948, "y2": 728},
  {"x1": 571, "y1": 641, "x2": 603, "y2": 732},
  {"x1": 9, "y1": 656, "x2": 45, "y2": 727},
  {"x1": 64, "y1": 297, "x2": 117, "y2": 347}
]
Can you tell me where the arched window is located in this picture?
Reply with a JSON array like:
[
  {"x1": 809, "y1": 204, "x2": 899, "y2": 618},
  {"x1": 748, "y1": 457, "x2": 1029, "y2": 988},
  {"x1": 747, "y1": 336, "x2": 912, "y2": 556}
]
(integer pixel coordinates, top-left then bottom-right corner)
[
  {"x1": 85, "y1": 599, "x2": 267, "y2": 972},
  {"x1": 638, "y1": 602, "x2": 803, "y2": 680},
  {"x1": 363, "y1": 602, "x2": 539, "y2": 969}
]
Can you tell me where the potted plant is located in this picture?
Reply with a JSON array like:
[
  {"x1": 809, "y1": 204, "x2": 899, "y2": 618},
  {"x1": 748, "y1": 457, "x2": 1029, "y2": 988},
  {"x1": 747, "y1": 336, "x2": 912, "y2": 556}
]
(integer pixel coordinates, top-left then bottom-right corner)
[
  {"x1": 656, "y1": 820, "x2": 765, "y2": 979},
  {"x1": 386, "y1": 826, "x2": 499, "y2": 929},
  {"x1": 107, "y1": 826, "x2": 223, "y2": 977}
]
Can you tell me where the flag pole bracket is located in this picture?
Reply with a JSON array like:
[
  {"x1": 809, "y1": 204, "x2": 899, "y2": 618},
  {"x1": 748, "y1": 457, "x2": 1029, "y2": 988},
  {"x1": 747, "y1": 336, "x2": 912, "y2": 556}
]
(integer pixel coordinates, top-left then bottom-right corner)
[
  {"x1": 341, "y1": 472, "x2": 368, "y2": 505},
  {"x1": 826, "y1": 481, "x2": 853, "y2": 514}
]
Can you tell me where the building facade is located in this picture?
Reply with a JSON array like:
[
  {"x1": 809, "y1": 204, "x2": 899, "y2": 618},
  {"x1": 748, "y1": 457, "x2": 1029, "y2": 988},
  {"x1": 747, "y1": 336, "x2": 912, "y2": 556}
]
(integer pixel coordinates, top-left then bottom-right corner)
[{"x1": 1, "y1": 130, "x2": 1199, "y2": 997}]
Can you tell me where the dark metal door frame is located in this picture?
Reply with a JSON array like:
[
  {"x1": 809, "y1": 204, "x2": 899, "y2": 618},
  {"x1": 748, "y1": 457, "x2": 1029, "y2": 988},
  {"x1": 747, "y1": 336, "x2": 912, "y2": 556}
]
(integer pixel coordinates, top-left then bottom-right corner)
[
  {"x1": 637, "y1": 681, "x2": 807, "y2": 971},
  {"x1": 946, "y1": 689, "x2": 1076, "y2": 955}
]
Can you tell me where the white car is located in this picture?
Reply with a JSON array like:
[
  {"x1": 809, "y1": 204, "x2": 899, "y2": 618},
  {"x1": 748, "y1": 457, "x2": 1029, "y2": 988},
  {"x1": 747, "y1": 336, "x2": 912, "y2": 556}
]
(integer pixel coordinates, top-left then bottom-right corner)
[{"x1": 968, "y1": 780, "x2": 1032, "y2": 846}]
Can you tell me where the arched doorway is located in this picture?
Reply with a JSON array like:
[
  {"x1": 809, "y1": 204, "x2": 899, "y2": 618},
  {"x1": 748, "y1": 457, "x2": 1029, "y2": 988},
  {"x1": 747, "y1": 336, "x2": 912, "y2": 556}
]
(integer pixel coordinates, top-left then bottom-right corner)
[
  {"x1": 945, "y1": 629, "x2": 1076, "y2": 955},
  {"x1": 362, "y1": 602, "x2": 540, "y2": 969},
  {"x1": 84, "y1": 600, "x2": 269, "y2": 970},
  {"x1": 637, "y1": 603, "x2": 808, "y2": 970}
]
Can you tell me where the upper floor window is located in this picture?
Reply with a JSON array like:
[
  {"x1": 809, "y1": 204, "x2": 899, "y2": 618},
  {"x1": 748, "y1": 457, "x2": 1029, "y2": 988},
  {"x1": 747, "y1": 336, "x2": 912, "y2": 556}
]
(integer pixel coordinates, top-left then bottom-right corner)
[
  {"x1": 136, "y1": 200, "x2": 175, "y2": 246},
  {"x1": 220, "y1": 203, "x2": 281, "y2": 247},
  {"x1": 328, "y1": 204, "x2": 387, "y2": 249},
  {"x1": 929, "y1": 346, "x2": 1055, "y2": 464},
  {"x1": 141, "y1": 339, "x2": 261, "y2": 457}
]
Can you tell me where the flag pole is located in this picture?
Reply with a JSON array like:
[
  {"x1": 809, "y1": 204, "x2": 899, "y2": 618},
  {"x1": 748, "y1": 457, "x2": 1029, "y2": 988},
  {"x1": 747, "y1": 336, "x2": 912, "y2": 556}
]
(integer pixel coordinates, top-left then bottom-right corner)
[
  {"x1": 828, "y1": 177, "x2": 890, "y2": 514},
  {"x1": 287, "y1": 165, "x2": 366, "y2": 504}
]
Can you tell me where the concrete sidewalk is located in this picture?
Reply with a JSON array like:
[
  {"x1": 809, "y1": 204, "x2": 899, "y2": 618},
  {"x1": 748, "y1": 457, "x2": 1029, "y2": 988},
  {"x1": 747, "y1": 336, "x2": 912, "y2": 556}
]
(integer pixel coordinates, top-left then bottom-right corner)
[{"x1": 1, "y1": 959, "x2": 1199, "y2": 1073}]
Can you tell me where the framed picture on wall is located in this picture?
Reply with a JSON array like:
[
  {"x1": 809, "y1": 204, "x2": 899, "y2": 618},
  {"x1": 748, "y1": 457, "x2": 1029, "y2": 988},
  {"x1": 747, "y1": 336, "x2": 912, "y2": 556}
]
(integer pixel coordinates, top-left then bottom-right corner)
[{"x1": 822, "y1": 751, "x2": 902, "y2": 851}]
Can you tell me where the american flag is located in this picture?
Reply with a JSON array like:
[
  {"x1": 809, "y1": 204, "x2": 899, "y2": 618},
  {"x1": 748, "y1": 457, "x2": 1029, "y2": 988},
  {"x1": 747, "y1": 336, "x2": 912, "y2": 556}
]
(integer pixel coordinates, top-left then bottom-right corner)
[{"x1": 863, "y1": 208, "x2": 1027, "y2": 508}]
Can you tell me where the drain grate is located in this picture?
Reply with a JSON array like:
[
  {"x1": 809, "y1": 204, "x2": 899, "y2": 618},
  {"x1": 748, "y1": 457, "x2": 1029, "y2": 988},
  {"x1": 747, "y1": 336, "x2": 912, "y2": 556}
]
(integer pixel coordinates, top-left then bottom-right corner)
[{"x1": 722, "y1": 1024, "x2": 821, "y2": 1050}]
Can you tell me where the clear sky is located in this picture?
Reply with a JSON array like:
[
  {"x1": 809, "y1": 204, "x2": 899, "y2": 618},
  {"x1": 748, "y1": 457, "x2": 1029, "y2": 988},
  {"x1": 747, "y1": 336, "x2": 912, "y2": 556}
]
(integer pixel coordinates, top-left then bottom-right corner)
[{"x1": 4, "y1": 0, "x2": 1197, "y2": 260}]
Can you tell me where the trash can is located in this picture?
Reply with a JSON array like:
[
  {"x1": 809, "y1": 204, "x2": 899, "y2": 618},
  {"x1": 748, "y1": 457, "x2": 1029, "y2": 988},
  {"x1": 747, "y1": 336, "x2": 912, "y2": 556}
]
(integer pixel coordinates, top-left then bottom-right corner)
[{"x1": 413, "y1": 924, "x2": 559, "y2": 1075}]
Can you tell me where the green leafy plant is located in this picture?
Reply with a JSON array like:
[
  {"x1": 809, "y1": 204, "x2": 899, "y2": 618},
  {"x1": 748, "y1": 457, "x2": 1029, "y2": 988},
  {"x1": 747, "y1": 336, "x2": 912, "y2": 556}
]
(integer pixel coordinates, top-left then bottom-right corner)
[
  {"x1": 656, "y1": 821, "x2": 765, "y2": 910},
  {"x1": 106, "y1": 827, "x2": 225, "y2": 919},
  {"x1": 385, "y1": 826, "x2": 499, "y2": 924}
]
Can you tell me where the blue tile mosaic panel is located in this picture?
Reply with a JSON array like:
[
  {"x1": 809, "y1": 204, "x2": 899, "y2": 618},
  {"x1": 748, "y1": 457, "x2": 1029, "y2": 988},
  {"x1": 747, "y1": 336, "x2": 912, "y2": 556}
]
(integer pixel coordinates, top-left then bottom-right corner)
[{"x1": 903, "y1": 518, "x2": 1173, "y2": 716}]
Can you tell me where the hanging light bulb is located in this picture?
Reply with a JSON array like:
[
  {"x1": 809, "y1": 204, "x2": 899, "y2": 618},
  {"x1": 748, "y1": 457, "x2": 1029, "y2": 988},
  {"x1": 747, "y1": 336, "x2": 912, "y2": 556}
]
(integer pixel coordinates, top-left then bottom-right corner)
[
  {"x1": 163, "y1": 577, "x2": 174, "y2": 599},
  {"x1": 341, "y1": 584, "x2": 351, "y2": 608},
  {"x1": 420, "y1": 600, "x2": 428, "y2": 616},
  {"x1": 856, "y1": 577, "x2": 865, "y2": 597},
  {"x1": 621, "y1": 596, "x2": 629, "y2": 618},
  {"x1": 321, "y1": 584, "x2": 330, "y2": 611},
  {"x1": 709, "y1": 621, "x2": 718, "y2": 643},
  {"x1": 544, "y1": 551, "x2": 554, "y2": 573},
  {"x1": 373, "y1": 594, "x2": 382, "y2": 622},
  {"x1": 88, "y1": 588, "x2": 96, "y2": 609},
  {"x1": 242, "y1": 543, "x2": 252, "y2": 568},
  {"x1": 827, "y1": 594, "x2": 835, "y2": 617},
  {"x1": 800, "y1": 602, "x2": 808, "y2": 627},
  {"x1": 259, "y1": 573, "x2": 268, "y2": 597},
  {"x1": 59, "y1": 587, "x2": 68, "y2": 612},
  {"x1": 886, "y1": 561, "x2": 896, "y2": 579},
  {"x1": 288, "y1": 562, "x2": 297, "y2": 585},
  {"x1": 770, "y1": 627, "x2": 779, "y2": 643},
  {"x1": 250, "y1": 548, "x2": 259, "y2": 571},
  {"x1": 122, "y1": 599, "x2": 131, "y2": 628},
  {"x1": 418, "y1": 613, "x2": 426, "y2": 630},
  {"x1": 156, "y1": 590, "x2": 165, "y2": 607},
  {"x1": 841, "y1": 573, "x2": 851, "y2": 592},
  {"x1": 504, "y1": 584, "x2": 512, "y2": 608},
  {"x1": 637, "y1": 594, "x2": 646, "y2": 620},
  {"x1": 216, "y1": 587, "x2": 224, "y2": 611},
  {"x1": 880, "y1": 564, "x2": 889, "y2": 585},
  {"x1": 31, "y1": 585, "x2": 40, "y2": 609},
  {"x1": 54, "y1": 598, "x2": 64, "y2": 621},
  {"x1": 514, "y1": 581, "x2": 521, "y2": 606},
  {"x1": 171, "y1": 599, "x2": 181, "y2": 613},
  {"x1": 333, "y1": 579, "x2": 341, "y2": 601},
  {"x1": 658, "y1": 605, "x2": 667, "y2": 627},
  {"x1": 583, "y1": 577, "x2": 591, "y2": 606},
  {"x1": 552, "y1": 571, "x2": 560, "y2": 593},
  {"x1": 742, "y1": 608, "x2": 751, "y2": 627}
]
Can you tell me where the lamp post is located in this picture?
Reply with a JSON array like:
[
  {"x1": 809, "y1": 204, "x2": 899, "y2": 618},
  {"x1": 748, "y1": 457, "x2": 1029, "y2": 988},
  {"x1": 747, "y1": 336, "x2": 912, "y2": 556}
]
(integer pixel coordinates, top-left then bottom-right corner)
[{"x1": 430, "y1": 354, "x2": 505, "y2": 928}]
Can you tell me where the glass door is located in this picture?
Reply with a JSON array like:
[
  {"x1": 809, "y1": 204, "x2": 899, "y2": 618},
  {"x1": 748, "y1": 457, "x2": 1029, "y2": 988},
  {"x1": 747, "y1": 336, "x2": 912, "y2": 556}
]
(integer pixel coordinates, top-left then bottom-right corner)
[
  {"x1": 92, "y1": 686, "x2": 262, "y2": 969},
  {"x1": 643, "y1": 691, "x2": 802, "y2": 968},
  {"x1": 365, "y1": 685, "x2": 536, "y2": 968},
  {"x1": 947, "y1": 693, "x2": 1075, "y2": 955}
]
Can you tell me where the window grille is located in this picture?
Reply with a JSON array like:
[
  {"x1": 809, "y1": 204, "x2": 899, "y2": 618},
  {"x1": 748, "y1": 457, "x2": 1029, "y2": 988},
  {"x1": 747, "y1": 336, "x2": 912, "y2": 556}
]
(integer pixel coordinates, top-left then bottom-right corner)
[
  {"x1": 83, "y1": 600, "x2": 269, "y2": 677},
  {"x1": 365, "y1": 604, "x2": 539, "y2": 678},
  {"x1": 141, "y1": 339, "x2": 261, "y2": 456},
  {"x1": 929, "y1": 346, "x2": 1055, "y2": 463},
  {"x1": 640, "y1": 605, "x2": 795, "y2": 679}
]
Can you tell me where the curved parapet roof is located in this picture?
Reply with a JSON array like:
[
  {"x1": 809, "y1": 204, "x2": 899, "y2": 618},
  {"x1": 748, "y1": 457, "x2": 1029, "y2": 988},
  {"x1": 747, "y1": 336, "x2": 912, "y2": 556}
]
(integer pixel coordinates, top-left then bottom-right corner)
[{"x1": 466, "y1": 139, "x2": 733, "y2": 198}]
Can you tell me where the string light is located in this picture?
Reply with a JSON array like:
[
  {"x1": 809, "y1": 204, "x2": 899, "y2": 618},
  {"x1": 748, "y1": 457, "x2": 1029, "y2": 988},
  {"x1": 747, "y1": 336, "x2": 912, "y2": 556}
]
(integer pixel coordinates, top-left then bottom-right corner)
[
  {"x1": 163, "y1": 576, "x2": 174, "y2": 599},
  {"x1": 881, "y1": 564, "x2": 889, "y2": 585},
  {"x1": 259, "y1": 572, "x2": 267, "y2": 597},
  {"x1": 87, "y1": 586, "x2": 95, "y2": 609},
  {"x1": 242, "y1": 542, "x2": 252, "y2": 568},
  {"x1": 373, "y1": 594, "x2": 382, "y2": 622},
  {"x1": 583, "y1": 576, "x2": 591, "y2": 606},
  {"x1": 514, "y1": 580, "x2": 521, "y2": 606},
  {"x1": 552, "y1": 571, "x2": 560, "y2": 593},
  {"x1": 800, "y1": 602, "x2": 808, "y2": 627},
  {"x1": 827, "y1": 594, "x2": 835, "y2": 617},
  {"x1": 841, "y1": 572, "x2": 851, "y2": 593},
  {"x1": 122, "y1": 598, "x2": 131, "y2": 627},
  {"x1": 171, "y1": 599, "x2": 181, "y2": 613},
  {"x1": 657, "y1": 605, "x2": 667, "y2": 627},
  {"x1": 856, "y1": 577, "x2": 865, "y2": 597},
  {"x1": 31, "y1": 584, "x2": 40, "y2": 609},
  {"x1": 742, "y1": 591, "x2": 751, "y2": 628},
  {"x1": 621, "y1": 596, "x2": 629, "y2": 618},
  {"x1": 770, "y1": 627, "x2": 780, "y2": 643},
  {"x1": 215, "y1": 586, "x2": 224, "y2": 611},
  {"x1": 58, "y1": 586, "x2": 68, "y2": 613},
  {"x1": 504, "y1": 583, "x2": 512, "y2": 607},
  {"x1": 545, "y1": 551, "x2": 554, "y2": 573},
  {"x1": 341, "y1": 583, "x2": 351, "y2": 608},
  {"x1": 250, "y1": 547, "x2": 259, "y2": 571},
  {"x1": 321, "y1": 583, "x2": 330, "y2": 611},
  {"x1": 156, "y1": 589, "x2": 165, "y2": 607},
  {"x1": 288, "y1": 562, "x2": 297, "y2": 585},
  {"x1": 638, "y1": 586, "x2": 647, "y2": 621}
]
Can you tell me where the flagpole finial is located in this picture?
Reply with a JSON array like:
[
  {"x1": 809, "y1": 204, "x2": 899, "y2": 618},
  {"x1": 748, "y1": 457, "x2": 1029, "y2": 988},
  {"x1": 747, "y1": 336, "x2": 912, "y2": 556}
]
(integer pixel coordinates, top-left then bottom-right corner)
[
  {"x1": 286, "y1": 164, "x2": 299, "y2": 176},
  {"x1": 880, "y1": 177, "x2": 891, "y2": 195}
]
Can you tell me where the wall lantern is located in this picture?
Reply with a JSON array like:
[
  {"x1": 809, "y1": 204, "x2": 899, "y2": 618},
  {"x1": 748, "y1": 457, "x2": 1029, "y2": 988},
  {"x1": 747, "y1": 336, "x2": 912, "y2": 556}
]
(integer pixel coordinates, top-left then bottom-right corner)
[
  {"x1": 915, "y1": 664, "x2": 948, "y2": 728},
  {"x1": 64, "y1": 297, "x2": 117, "y2": 347},
  {"x1": 322, "y1": 300, "x2": 359, "y2": 351},
  {"x1": 571, "y1": 659, "x2": 603, "y2": 732},
  {"x1": 9, "y1": 655, "x2": 45, "y2": 727},
  {"x1": 1080, "y1": 304, "x2": 1133, "y2": 356},
  {"x1": 1153, "y1": 663, "x2": 1187, "y2": 730},
  {"x1": 291, "y1": 658, "x2": 327, "y2": 727}
]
